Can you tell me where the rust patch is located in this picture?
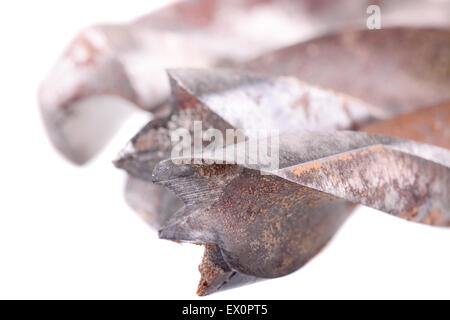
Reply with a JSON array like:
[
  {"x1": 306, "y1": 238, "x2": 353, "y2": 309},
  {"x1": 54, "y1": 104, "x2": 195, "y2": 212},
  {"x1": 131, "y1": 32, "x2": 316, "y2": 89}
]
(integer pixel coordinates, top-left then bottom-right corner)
[
  {"x1": 422, "y1": 209, "x2": 445, "y2": 226},
  {"x1": 363, "y1": 102, "x2": 450, "y2": 149},
  {"x1": 290, "y1": 161, "x2": 322, "y2": 177},
  {"x1": 66, "y1": 31, "x2": 104, "y2": 66}
]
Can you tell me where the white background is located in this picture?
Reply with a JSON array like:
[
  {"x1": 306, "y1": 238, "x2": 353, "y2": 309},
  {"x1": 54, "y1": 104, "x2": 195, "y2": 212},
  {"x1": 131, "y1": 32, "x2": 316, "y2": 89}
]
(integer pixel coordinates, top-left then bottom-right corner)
[{"x1": 0, "y1": 0, "x2": 449, "y2": 299}]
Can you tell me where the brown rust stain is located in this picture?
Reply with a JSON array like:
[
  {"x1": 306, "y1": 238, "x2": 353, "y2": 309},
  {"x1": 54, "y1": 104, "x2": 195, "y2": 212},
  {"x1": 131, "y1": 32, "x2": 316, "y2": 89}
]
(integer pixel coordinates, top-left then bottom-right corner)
[
  {"x1": 290, "y1": 161, "x2": 322, "y2": 177},
  {"x1": 198, "y1": 164, "x2": 226, "y2": 178},
  {"x1": 421, "y1": 209, "x2": 445, "y2": 226},
  {"x1": 331, "y1": 145, "x2": 387, "y2": 164},
  {"x1": 359, "y1": 144, "x2": 385, "y2": 155},
  {"x1": 338, "y1": 153, "x2": 353, "y2": 161},
  {"x1": 290, "y1": 145, "x2": 387, "y2": 178},
  {"x1": 362, "y1": 102, "x2": 450, "y2": 149},
  {"x1": 397, "y1": 207, "x2": 419, "y2": 222}
]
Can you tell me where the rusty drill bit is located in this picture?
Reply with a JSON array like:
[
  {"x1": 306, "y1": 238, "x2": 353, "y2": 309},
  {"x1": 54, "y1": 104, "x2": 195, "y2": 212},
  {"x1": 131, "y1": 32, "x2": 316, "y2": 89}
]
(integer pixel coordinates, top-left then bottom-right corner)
[
  {"x1": 115, "y1": 66, "x2": 450, "y2": 295},
  {"x1": 152, "y1": 131, "x2": 450, "y2": 295},
  {"x1": 114, "y1": 68, "x2": 386, "y2": 229},
  {"x1": 37, "y1": 0, "x2": 450, "y2": 297}
]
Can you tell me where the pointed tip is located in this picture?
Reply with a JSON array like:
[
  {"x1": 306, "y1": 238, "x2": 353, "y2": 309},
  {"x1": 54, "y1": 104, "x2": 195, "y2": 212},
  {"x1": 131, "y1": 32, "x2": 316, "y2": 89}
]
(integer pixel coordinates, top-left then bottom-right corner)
[
  {"x1": 157, "y1": 205, "x2": 196, "y2": 242},
  {"x1": 196, "y1": 282, "x2": 213, "y2": 296},
  {"x1": 158, "y1": 221, "x2": 181, "y2": 240},
  {"x1": 112, "y1": 141, "x2": 137, "y2": 169},
  {"x1": 158, "y1": 217, "x2": 203, "y2": 243},
  {"x1": 158, "y1": 205, "x2": 214, "y2": 243},
  {"x1": 195, "y1": 244, "x2": 236, "y2": 296}
]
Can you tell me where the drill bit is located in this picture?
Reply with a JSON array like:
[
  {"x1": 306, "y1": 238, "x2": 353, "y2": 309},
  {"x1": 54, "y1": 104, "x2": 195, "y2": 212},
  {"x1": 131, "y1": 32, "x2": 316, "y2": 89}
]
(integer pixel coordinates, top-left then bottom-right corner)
[
  {"x1": 153, "y1": 131, "x2": 450, "y2": 295},
  {"x1": 38, "y1": 0, "x2": 343, "y2": 165},
  {"x1": 114, "y1": 68, "x2": 385, "y2": 229},
  {"x1": 114, "y1": 68, "x2": 449, "y2": 295},
  {"x1": 33, "y1": 0, "x2": 450, "y2": 298},
  {"x1": 115, "y1": 65, "x2": 450, "y2": 228}
]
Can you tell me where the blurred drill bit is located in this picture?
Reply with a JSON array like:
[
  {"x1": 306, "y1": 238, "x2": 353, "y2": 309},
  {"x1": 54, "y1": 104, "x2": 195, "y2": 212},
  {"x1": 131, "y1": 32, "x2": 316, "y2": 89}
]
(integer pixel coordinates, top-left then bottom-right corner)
[
  {"x1": 243, "y1": 27, "x2": 450, "y2": 112},
  {"x1": 39, "y1": 1, "x2": 450, "y2": 164}
]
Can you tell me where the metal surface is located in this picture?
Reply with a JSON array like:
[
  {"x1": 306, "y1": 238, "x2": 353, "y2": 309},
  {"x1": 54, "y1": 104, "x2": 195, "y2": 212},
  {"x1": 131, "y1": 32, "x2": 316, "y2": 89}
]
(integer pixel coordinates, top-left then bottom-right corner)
[
  {"x1": 114, "y1": 68, "x2": 384, "y2": 229},
  {"x1": 153, "y1": 132, "x2": 450, "y2": 294},
  {"x1": 362, "y1": 102, "x2": 450, "y2": 149}
]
